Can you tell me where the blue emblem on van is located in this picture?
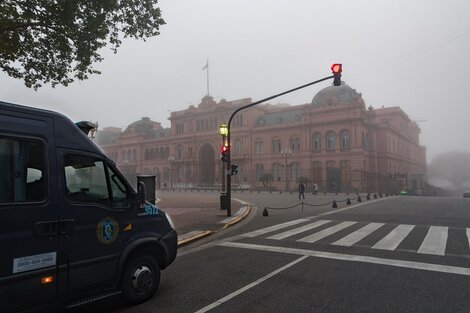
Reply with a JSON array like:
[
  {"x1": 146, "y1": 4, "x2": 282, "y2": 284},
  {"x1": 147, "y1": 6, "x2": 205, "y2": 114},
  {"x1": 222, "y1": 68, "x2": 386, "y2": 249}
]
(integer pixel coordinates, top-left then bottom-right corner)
[{"x1": 96, "y1": 217, "x2": 120, "y2": 244}]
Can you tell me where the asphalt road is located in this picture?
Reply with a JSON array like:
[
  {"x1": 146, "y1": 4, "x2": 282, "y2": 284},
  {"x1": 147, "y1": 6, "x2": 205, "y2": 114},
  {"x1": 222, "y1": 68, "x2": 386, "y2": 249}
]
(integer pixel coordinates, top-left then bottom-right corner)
[{"x1": 74, "y1": 194, "x2": 470, "y2": 313}]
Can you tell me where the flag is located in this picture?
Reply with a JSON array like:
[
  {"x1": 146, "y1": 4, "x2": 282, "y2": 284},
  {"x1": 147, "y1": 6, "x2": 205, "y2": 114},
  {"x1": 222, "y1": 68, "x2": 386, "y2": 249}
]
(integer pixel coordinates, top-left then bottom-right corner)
[{"x1": 202, "y1": 59, "x2": 208, "y2": 71}]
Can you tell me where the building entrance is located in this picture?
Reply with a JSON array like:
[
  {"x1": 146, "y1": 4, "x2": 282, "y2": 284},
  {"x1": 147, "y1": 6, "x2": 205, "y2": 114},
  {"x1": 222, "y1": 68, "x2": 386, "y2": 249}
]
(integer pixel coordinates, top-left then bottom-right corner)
[{"x1": 199, "y1": 144, "x2": 215, "y2": 186}]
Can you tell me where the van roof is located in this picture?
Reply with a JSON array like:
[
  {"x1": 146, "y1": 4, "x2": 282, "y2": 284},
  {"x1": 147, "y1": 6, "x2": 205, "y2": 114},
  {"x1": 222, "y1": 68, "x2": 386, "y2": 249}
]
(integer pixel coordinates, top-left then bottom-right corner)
[{"x1": 0, "y1": 100, "x2": 103, "y2": 154}]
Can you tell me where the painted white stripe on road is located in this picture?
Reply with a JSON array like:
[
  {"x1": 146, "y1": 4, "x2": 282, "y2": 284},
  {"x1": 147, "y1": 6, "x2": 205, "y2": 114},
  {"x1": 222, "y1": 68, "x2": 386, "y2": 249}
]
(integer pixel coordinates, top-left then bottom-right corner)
[
  {"x1": 372, "y1": 224, "x2": 415, "y2": 251},
  {"x1": 332, "y1": 222, "x2": 385, "y2": 247},
  {"x1": 241, "y1": 218, "x2": 310, "y2": 238},
  {"x1": 467, "y1": 228, "x2": 470, "y2": 252},
  {"x1": 194, "y1": 255, "x2": 308, "y2": 313},
  {"x1": 219, "y1": 242, "x2": 470, "y2": 277},
  {"x1": 267, "y1": 220, "x2": 332, "y2": 240},
  {"x1": 297, "y1": 221, "x2": 357, "y2": 243},
  {"x1": 418, "y1": 226, "x2": 448, "y2": 256}
]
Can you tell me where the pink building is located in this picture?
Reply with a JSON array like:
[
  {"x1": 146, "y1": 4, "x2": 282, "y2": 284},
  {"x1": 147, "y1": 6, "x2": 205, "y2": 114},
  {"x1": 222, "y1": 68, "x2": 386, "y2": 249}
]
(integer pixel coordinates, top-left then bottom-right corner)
[{"x1": 97, "y1": 84, "x2": 427, "y2": 194}]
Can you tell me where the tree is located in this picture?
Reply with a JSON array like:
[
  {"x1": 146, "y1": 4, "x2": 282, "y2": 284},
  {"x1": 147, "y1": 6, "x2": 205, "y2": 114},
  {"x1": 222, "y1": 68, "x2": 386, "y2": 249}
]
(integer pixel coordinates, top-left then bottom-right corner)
[
  {"x1": 428, "y1": 151, "x2": 470, "y2": 190},
  {"x1": 0, "y1": 0, "x2": 165, "y2": 89}
]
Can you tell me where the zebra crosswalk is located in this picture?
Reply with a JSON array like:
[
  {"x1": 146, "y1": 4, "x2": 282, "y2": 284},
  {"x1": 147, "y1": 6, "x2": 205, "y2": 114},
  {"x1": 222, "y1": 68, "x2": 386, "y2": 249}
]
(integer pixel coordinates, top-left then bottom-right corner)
[{"x1": 241, "y1": 219, "x2": 470, "y2": 257}]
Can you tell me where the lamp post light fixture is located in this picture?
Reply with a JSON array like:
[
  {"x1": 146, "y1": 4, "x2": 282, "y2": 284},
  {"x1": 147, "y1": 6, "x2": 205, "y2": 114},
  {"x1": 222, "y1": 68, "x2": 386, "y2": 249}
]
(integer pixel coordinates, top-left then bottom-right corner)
[
  {"x1": 219, "y1": 124, "x2": 228, "y2": 139},
  {"x1": 280, "y1": 148, "x2": 292, "y2": 192}
]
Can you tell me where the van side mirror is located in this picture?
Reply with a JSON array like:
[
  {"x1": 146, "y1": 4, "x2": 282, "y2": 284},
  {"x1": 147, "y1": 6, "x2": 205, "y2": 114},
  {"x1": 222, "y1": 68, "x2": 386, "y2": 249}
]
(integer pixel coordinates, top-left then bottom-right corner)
[{"x1": 137, "y1": 181, "x2": 146, "y2": 203}]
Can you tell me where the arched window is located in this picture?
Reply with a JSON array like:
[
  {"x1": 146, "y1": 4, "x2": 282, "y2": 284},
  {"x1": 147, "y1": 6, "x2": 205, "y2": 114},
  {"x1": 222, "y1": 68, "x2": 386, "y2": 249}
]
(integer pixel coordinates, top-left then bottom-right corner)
[
  {"x1": 340, "y1": 160, "x2": 350, "y2": 184},
  {"x1": 272, "y1": 163, "x2": 281, "y2": 181},
  {"x1": 340, "y1": 130, "x2": 350, "y2": 151},
  {"x1": 326, "y1": 132, "x2": 336, "y2": 151},
  {"x1": 235, "y1": 139, "x2": 241, "y2": 155},
  {"x1": 291, "y1": 162, "x2": 301, "y2": 182},
  {"x1": 255, "y1": 164, "x2": 264, "y2": 180},
  {"x1": 255, "y1": 139, "x2": 264, "y2": 154},
  {"x1": 290, "y1": 136, "x2": 300, "y2": 152},
  {"x1": 272, "y1": 138, "x2": 281, "y2": 153},
  {"x1": 313, "y1": 133, "x2": 321, "y2": 152},
  {"x1": 176, "y1": 145, "x2": 182, "y2": 158},
  {"x1": 313, "y1": 161, "x2": 322, "y2": 185}
]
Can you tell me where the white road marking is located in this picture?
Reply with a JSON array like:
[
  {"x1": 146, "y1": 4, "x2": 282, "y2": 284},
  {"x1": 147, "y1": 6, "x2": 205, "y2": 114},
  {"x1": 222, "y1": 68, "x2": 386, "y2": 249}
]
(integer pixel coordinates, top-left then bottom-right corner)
[
  {"x1": 372, "y1": 224, "x2": 415, "y2": 251},
  {"x1": 241, "y1": 218, "x2": 310, "y2": 238},
  {"x1": 467, "y1": 228, "x2": 470, "y2": 252},
  {"x1": 219, "y1": 242, "x2": 470, "y2": 277},
  {"x1": 297, "y1": 221, "x2": 357, "y2": 243},
  {"x1": 267, "y1": 220, "x2": 331, "y2": 240},
  {"x1": 194, "y1": 255, "x2": 308, "y2": 313},
  {"x1": 418, "y1": 226, "x2": 448, "y2": 256},
  {"x1": 332, "y1": 222, "x2": 385, "y2": 247}
]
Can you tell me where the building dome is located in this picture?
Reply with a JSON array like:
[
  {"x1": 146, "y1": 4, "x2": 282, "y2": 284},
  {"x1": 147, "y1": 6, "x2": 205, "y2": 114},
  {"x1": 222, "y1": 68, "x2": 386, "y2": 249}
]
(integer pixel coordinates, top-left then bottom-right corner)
[{"x1": 311, "y1": 83, "x2": 365, "y2": 108}]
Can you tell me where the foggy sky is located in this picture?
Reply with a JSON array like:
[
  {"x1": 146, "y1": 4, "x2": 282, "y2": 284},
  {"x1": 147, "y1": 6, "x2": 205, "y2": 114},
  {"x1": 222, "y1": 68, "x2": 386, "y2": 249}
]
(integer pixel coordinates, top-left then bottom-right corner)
[{"x1": 1, "y1": 0, "x2": 469, "y2": 161}]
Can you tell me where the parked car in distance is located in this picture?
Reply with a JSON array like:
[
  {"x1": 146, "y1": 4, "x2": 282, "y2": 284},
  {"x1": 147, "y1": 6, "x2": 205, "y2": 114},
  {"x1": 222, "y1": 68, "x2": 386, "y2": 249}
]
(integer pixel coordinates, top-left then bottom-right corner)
[{"x1": 463, "y1": 191, "x2": 470, "y2": 198}]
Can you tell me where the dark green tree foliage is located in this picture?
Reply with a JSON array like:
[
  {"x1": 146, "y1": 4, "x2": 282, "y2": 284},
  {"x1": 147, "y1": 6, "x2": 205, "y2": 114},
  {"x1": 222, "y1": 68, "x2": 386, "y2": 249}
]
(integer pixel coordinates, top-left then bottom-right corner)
[{"x1": 0, "y1": 0, "x2": 165, "y2": 89}]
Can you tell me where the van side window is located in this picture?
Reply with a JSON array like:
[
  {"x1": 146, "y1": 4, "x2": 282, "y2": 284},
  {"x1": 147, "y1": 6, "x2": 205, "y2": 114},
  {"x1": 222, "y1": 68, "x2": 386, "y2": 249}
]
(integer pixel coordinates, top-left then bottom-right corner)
[
  {"x1": 64, "y1": 155, "x2": 129, "y2": 206},
  {"x1": 107, "y1": 166, "x2": 128, "y2": 202},
  {"x1": 0, "y1": 136, "x2": 46, "y2": 203}
]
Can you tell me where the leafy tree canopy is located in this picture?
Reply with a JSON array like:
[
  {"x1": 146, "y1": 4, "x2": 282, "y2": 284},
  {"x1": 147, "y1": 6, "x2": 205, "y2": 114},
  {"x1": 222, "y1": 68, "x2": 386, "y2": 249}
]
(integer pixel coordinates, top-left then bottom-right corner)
[{"x1": 0, "y1": 0, "x2": 165, "y2": 89}]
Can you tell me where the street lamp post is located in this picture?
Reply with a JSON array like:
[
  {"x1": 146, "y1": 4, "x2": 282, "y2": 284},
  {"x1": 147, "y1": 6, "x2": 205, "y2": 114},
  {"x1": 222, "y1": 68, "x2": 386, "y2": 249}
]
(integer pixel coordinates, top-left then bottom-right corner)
[
  {"x1": 168, "y1": 156, "x2": 175, "y2": 189},
  {"x1": 219, "y1": 124, "x2": 228, "y2": 195},
  {"x1": 280, "y1": 148, "x2": 292, "y2": 192}
]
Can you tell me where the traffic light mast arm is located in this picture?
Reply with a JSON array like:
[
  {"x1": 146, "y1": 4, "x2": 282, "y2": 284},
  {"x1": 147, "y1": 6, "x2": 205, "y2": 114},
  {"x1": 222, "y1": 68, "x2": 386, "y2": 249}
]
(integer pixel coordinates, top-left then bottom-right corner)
[{"x1": 224, "y1": 74, "x2": 335, "y2": 217}]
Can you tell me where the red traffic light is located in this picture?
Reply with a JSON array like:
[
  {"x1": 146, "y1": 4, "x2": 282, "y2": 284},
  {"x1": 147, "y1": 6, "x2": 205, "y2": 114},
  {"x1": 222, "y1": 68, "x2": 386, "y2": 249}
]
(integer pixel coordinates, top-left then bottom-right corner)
[
  {"x1": 221, "y1": 145, "x2": 228, "y2": 153},
  {"x1": 331, "y1": 63, "x2": 342, "y2": 74}
]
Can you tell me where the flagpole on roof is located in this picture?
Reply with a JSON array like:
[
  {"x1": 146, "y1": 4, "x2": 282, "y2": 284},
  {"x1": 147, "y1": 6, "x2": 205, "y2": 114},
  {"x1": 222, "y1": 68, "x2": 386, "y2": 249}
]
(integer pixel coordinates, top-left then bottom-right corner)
[{"x1": 202, "y1": 58, "x2": 209, "y2": 96}]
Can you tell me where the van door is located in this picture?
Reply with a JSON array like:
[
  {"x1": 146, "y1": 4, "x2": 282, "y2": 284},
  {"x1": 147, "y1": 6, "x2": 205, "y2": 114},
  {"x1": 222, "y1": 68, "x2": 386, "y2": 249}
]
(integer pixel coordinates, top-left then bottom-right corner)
[
  {"x1": 0, "y1": 118, "x2": 59, "y2": 312},
  {"x1": 57, "y1": 151, "x2": 133, "y2": 297}
]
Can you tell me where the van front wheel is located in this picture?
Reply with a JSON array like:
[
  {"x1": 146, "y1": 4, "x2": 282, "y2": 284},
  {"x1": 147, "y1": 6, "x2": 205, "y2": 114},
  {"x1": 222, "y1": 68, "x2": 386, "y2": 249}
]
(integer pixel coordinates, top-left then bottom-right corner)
[{"x1": 120, "y1": 254, "x2": 161, "y2": 304}]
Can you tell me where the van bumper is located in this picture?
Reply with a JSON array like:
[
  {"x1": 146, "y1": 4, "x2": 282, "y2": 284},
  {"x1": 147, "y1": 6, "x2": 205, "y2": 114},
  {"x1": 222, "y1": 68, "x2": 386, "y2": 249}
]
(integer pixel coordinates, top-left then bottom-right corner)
[{"x1": 161, "y1": 229, "x2": 178, "y2": 267}]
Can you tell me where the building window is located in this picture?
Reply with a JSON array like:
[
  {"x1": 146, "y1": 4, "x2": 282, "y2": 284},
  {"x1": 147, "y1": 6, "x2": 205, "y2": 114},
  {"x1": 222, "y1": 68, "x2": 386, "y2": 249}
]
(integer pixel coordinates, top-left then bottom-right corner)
[
  {"x1": 176, "y1": 145, "x2": 182, "y2": 158},
  {"x1": 340, "y1": 130, "x2": 350, "y2": 151},
  {"x1": 272, "y1": 163, "x2": 281, "y2": 181},
  {"x1": 313, "y1": 161, "x2": 322, "y2": 185},
  {"x1": 235, "y1": 139, "x2": 241, "y2": 155},
  {"x1": 340, "y1": 160, "x2": 350, "y2": 184},
  {"x1": 290, "y1": 136, "x2": 300, "y2": 152},
  {"x1": 255, "y1": 139, "x2": 263, "y2": 154},
  {"x1": 326, "y1": 160, "x2": 336, "y2": 168},
  {"x1": 313, "y1": 133, "x2": 321, "y2": 152},
  {"x1": 272, "y1": 138, "x2": 281, "y2": 153},
  {"x1": 255, "y1": 164, "x2": 264, "y2": 180},
  {"x1": 291, "y1": 162, "x2": 300, "y2": 182},
  {"x1": 326, "y1": 132, "x2": 336, "y2": 151}
]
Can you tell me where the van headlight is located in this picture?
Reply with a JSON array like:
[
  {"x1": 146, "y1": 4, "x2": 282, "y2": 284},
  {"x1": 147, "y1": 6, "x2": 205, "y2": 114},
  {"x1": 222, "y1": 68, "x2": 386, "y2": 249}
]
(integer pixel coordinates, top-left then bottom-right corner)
[{"x1": 165, "y1": 211, "x2": 175, "y2": 229}]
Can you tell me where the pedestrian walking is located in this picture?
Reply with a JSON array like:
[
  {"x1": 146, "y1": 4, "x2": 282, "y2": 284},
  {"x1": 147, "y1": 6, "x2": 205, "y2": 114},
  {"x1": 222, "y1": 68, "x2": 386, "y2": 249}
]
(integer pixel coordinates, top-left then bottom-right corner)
[{"x1": 298, "y1": 182, "x2": 305, "y2": 200}]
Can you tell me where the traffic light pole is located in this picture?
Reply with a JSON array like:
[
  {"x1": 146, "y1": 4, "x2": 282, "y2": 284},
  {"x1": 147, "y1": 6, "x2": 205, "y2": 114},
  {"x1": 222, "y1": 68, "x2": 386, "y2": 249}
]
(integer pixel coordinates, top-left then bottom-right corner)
[{"x1": 225, "y1": 74, "x2": 334, "y2": 217}]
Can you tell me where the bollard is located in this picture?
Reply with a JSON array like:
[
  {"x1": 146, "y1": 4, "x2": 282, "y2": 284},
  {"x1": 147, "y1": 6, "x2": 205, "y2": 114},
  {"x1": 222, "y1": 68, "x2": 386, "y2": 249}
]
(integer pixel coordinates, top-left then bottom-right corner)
[
  {"x1": 357, "y1": 195, "x2": 362, "y2": 202},
  {"x1": 346, "y1": 198, "x2": 351, "y2": 205},
  {"x1": 262, "y1": 208, "x2": 269, "y2": 216},
  {"x1": 366, "y1": 194, "x2": 370, "y2": 200},
  {"x1": 374, "y1": 193, "x2": 377, "y2": 199},
  {"x1": 379, "y1": 193, "x2": 383, "y2": 197},
  {"x1": 332, "y1": 200, "x2": 338, "y2": 208}
]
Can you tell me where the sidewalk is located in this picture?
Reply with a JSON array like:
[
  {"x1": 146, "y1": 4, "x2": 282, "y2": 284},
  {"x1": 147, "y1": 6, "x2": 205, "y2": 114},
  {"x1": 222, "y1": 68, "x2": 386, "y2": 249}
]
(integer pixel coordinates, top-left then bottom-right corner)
[{"x1": 156, "y1": 191, "x2": 251, "y2": 246}]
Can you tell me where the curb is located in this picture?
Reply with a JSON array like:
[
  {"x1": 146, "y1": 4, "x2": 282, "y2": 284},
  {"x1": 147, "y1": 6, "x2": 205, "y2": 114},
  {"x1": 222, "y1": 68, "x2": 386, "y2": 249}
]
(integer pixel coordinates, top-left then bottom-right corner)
[{"x1": 177, "y1": 199, "x2": 252, "y2": 247}]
